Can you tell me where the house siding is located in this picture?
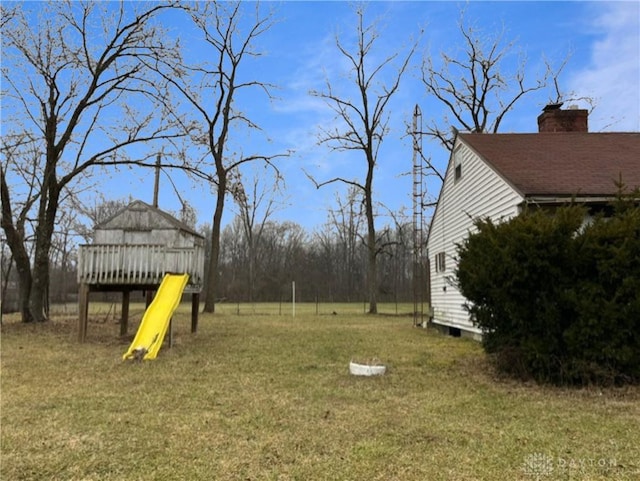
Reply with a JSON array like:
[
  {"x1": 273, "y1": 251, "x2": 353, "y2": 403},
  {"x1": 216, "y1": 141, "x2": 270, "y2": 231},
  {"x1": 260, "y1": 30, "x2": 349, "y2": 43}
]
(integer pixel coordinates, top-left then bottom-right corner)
[
  {"x1": 93, "y1": 201, "x2": 204, "y2": 249},
  {"x1": 95, "y1": 228, "x2": 199, "y2": 249},
  {"x1": 427, "y1": 138, "x2": 524, "y2": 334}
]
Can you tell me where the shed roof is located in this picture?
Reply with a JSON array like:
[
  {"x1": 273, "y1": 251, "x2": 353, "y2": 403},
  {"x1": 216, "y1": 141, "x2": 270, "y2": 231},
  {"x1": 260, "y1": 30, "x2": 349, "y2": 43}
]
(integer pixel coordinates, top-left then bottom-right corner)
[
  {"x1": 459, "y1": 132, "x2": 640, "y2": 197},
  {"x1": 95, "y1": 200, "x2": 204, "y2": 238}
]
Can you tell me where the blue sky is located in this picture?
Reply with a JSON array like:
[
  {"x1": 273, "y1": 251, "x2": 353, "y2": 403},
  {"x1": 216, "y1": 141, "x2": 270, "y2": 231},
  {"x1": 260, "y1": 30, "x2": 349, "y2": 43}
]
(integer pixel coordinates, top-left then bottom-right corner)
[{"x1": 9, "y1": 1, "x2": 640, "y2": 235}]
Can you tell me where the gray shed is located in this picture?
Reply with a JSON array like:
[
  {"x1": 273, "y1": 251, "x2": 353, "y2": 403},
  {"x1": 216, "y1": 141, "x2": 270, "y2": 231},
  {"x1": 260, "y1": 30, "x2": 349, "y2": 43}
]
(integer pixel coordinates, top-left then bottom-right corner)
[{"x1": 77, "y1": 200, "x2": 205, "y2": 341}]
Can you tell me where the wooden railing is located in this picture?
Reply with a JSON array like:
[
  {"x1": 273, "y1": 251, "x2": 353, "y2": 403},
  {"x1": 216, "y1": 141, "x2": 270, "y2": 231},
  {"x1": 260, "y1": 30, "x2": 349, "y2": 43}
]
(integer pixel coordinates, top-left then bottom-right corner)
[{"x1": 77, "y1": 244, "x2": 204, "y2": 288}]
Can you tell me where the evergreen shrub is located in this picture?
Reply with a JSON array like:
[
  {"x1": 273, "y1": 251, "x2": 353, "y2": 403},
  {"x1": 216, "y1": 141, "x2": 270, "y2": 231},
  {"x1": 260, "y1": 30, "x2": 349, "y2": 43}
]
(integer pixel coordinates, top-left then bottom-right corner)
[{"x1": 456, "y1": 197, "x2": 640, "y2": 385}]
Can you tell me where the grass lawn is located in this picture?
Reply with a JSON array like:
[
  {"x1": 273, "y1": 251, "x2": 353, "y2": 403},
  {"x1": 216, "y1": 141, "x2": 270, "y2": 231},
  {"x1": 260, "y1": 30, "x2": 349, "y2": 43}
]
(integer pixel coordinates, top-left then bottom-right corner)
[{"x1": 1, "y1": 303, "x2": 639, "y2": 480}]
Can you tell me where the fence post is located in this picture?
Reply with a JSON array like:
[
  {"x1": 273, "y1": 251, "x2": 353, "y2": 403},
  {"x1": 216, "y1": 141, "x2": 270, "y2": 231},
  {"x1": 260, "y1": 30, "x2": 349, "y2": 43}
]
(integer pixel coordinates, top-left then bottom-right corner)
[
  {"x1": 78, "y1": 283, "x2": 90, "y2": 342},
  {"x1": 120, "y1": 290, "x2": 130, "y2": 337},
  {"x1": 292, "y1": 281, "x2": 296, "y2": 318}
]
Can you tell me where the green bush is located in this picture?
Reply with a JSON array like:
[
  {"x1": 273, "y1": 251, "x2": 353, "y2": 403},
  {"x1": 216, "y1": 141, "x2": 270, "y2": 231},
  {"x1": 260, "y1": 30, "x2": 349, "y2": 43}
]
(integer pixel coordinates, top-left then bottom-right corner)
[{"x1": 456, "y1": 198, "x2": 640, "y2": 385}]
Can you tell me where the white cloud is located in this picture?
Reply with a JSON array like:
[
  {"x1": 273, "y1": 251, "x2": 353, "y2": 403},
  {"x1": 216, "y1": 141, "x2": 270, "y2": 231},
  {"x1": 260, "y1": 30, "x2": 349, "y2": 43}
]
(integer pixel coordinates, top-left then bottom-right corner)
[{"x1": 569, "y1": 2, "x2": 640, "y2": 131}]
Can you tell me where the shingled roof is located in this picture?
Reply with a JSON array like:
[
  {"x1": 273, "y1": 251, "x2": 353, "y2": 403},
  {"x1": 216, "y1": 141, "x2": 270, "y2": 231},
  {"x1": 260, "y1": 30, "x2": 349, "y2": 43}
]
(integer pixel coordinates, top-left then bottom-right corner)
[
  {"x1": 459, "y1": 132, "x2": 640, "y2": 197},
  {"x1": 96, "y1": 200, "x2": 204, "y2": 238}
]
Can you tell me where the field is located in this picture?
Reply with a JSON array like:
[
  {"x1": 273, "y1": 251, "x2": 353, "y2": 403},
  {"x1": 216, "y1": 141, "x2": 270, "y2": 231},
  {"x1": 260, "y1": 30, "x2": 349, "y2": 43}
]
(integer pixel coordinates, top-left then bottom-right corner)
[{"x1": 1, "y1": 303, "x2": 639, "y2": 480}]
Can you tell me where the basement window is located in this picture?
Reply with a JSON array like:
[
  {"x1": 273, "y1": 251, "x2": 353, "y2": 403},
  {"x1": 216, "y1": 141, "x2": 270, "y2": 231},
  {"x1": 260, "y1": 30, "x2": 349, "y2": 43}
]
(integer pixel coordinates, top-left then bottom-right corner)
[{"x1": 435, "y1": 252, "x2": 446, "y2": 273}]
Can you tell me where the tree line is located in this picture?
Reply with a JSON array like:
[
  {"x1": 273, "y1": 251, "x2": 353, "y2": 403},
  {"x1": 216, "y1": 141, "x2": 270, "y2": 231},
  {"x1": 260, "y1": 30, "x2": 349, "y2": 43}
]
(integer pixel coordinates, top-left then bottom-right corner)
[
  {"x1": 215, "y1": 205, "x2": 420, "y2": 305},
  {"x1": 1, "y1": 195, "x2": 420, "y2": 310}
]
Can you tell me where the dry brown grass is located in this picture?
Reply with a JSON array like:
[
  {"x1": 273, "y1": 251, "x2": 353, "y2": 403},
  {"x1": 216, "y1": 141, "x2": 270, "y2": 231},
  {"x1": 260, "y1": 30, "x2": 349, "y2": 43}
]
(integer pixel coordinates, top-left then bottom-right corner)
[{"x1": 1, "y1": 303, "x2": 639, "y2": 480}]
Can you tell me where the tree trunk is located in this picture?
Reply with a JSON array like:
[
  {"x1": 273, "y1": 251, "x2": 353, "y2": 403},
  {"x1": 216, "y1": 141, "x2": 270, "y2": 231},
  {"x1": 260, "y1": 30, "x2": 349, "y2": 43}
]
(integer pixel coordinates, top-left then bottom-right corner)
[
  {"x1": 1, "y1": 168, "x2": 34, "y2": 322},
  {"x1": 0, "y1": 230, "x2": 33, "y2": 323},
  {"x1": 1, "y1": 256, "x2": 13, "y2": 311},
  {"x1": 365, "y1": 218, "x2": 378, "y2": 313},
  {"x1": 16, "y1": 256, "x2": 33, "y2": 323},
  {"x1": 203, "y1": 175, "x2": 227, "y2": 313},
  {"x1": 29, "y1": 186, "x2": 60, "y2": 322},
  {"x1": 30, "y1": 234, "x2": 52, "y2": 322},
  {"x1": 365, "y1": 156, "x2": 377, "y2": 314},
  {"x1": 248, "y1": 237, "x2": 255, "y2": 304}
]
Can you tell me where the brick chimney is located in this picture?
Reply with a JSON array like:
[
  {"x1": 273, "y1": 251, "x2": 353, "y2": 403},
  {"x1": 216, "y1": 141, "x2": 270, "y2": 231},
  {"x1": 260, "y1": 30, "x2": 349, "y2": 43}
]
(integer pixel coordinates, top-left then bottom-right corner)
[{"x1": 537, "y1": 103, "x2": 588, "y2": 133}]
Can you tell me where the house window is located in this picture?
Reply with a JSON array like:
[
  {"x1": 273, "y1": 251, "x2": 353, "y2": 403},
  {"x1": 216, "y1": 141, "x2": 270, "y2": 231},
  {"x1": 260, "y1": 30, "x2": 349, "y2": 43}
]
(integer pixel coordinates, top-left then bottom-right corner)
[
  {"x1": 454, "y1": 163, "x2": 462, "y2": 181},
  {"x1": 435, "y1": 252, "x2": 446, "y2": 273},
  {"x1": 453, "y1": 144, "x2": 463, "y2": 182}
]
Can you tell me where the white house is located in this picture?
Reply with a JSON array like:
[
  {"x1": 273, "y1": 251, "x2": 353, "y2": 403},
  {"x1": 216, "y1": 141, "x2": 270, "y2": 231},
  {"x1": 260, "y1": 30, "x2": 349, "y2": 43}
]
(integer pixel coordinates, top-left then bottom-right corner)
[{"x1": 426, "y1": 105, "x2": 640, "y2": 338}]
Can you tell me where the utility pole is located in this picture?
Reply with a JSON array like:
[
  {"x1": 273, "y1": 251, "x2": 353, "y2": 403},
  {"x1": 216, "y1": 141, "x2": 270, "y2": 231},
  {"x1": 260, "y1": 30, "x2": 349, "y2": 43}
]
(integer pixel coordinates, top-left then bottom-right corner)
[
  {"x1": 153, "y1": 153, "x2": 161, "y2": 208},
  {"x1": 148, "y1": 153, "x2": 161, "y2": 308}
]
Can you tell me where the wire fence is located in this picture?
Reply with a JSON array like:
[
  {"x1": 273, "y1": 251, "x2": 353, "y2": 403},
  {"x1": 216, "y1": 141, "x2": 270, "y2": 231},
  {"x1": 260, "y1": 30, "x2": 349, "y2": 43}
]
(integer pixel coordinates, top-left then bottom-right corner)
[
  {"x1": 44, "y1": 299, "x2": 427, "y2": 319},
  {"x1": 212, "y1": 300, "x2": 425, "y2": 317}
]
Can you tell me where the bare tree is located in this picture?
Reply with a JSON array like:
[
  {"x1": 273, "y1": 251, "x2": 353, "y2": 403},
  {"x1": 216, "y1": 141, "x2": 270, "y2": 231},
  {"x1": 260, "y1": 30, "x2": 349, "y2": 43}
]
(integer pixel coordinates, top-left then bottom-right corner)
[
  {"x1": 49, "y1": 207, "x2": 80, "y2": 306},
  {"x1": 261, "y1": 221, "x2": 307, "y2": 300},
  {"x1": 309, "y1": 6, "x2": 419, "y2": 313},
  {"x1": 1, "y1": 236, "x2": 13, "y2": 316},
  {"x1": 218, "y1": 217, "x2": 248, "y2": 300},
  {"x1": 326, "y1": 188, "x2": 366, "y2": 302},
  {"x1": 0, "y1": 134, "x2": 37, "y2": 321},
  {"x1": 230, "y1": 170, "x2": 284, "y2": 303},
  {"x1": 420, "y1": 10, "x2": 556, "y2": 155},
  {"x1": 1, "y1": 1, "x2": 184, "y2": 322},
  {"x1": 146, "y1": 2, "x2": 286, "y2": 313}
]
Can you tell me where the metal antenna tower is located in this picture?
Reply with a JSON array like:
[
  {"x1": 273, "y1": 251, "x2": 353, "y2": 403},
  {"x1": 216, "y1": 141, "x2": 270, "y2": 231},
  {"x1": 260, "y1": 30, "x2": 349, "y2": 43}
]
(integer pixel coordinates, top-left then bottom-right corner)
[{"x1": 412, "y1": 105, "x2": 425, "y2": 327}]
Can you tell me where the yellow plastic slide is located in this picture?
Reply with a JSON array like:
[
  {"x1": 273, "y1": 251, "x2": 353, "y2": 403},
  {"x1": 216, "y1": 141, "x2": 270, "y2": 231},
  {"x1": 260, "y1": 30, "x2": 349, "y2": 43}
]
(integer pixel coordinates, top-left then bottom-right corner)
[{"x1": 123, "y1": 273, "x2": 189, "y2": 361}]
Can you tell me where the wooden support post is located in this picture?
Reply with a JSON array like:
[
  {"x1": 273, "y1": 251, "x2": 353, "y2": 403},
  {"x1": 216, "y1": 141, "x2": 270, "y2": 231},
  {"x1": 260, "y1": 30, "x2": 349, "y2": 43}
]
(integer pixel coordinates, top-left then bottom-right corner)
[
  {"x1": 120, "y1": 290, "x2": 130, "y2": 337},
  {"x1": 168, "y1": 318, "x2": 173, "y2": 348},
  {"x1": 145, "y1": 290, "x2": 154, "y2": 308},
  {"x1": 191, "y1": 293, "x2": 199, "y2": 333},
  {"x1": 78, "y1": 283, "x2": 90, "y2": 342}
]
